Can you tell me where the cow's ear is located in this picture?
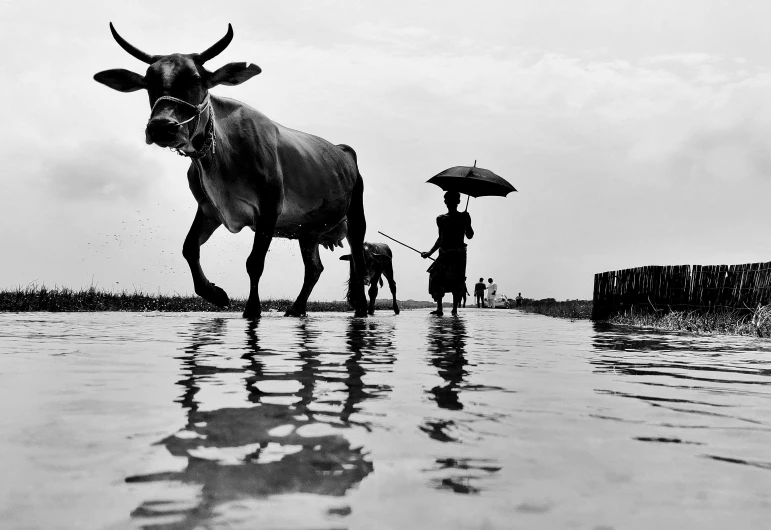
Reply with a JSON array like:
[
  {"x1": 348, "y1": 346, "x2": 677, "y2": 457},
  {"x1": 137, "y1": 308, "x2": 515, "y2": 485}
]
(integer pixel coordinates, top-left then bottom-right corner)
[
  {"x1": 207, "y1": 62, "x2": 261, "y2": 87},
  {"x1": 94, "y1": 69, "x2": 146, "y2": 92},
  {"x1": 339, "y1": 255, "x2": 352, "y2": 261}
]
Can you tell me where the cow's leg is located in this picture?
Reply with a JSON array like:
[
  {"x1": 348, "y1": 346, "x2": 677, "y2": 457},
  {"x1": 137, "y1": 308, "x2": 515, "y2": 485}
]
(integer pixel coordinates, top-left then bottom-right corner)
[
  {"x1": 367, "y1": 273, "x2": 380, "y2": 315},
  {"x1": 182, "y1": 208, "x2": 229, "y2": 308},
  {"x1": 346, "y1": 176, "x2": 368, "y2": 317},
  {"x1": 285, "y1": 238, "x2": 324, "y2": 317},
  {"x1": 243, "y1": 217, "x2": 277, "y2": 319},
  {"x1": 382, "y1": 260, "x2": 400, "y2": 315}
]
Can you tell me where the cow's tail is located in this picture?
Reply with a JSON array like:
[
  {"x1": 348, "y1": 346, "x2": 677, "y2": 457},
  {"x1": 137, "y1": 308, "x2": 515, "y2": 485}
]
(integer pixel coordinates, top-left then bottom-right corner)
[
  {"x1": 337, "y1": 143, "x2": 363, "y2": 196},
  {"x1": 338, "y1": 143, "x2": 367, "y2": 315}
]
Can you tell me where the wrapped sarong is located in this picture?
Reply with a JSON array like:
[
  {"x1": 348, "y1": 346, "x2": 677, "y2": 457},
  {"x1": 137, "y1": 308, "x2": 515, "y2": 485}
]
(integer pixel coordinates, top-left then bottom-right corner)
[{"x1": 427, "y1": 246, "x2": 467, "y2": 301}]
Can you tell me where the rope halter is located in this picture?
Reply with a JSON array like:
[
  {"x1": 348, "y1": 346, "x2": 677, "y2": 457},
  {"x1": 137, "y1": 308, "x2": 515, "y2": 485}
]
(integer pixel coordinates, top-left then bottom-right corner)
[{"x1": 149, "y1": 94, "x2": 216, "y2": 159}]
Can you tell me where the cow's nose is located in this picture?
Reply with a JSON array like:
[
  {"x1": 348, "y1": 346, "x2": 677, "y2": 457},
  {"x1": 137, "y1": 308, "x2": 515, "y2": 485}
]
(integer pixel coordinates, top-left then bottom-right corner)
[{"x1": 146, "y1": 118, "x2": 180, "y2": 137}]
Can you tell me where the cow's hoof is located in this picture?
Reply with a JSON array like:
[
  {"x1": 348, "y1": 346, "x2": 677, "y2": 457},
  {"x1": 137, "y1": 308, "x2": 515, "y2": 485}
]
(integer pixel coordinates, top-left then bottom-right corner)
[
  {"x1": 284, "y1": 307, "x2": 306, "y2": 317},
  {"x1": 354, "y1": 309, "x2": 368, "y2": 318},
  {"x1": 367, "y1": 309, "x2": 375, "y2": 316},
  {"x1": 394, "y1": 307, "x2": 400, "y2": 315},
  {"x1": 203, "y1": 283, "x2": 230, "y2": 308}
]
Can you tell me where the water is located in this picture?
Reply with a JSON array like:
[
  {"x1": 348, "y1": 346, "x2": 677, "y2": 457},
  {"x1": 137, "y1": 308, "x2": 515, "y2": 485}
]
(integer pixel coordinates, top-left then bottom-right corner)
[{"x1": 2, "y1": 310, "x2": 771, "y2": 529}]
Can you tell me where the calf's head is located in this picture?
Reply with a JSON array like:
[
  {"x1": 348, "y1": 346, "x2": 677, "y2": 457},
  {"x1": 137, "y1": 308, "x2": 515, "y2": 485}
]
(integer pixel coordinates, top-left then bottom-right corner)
[
  {"x1": 340, "y1": 246, "x2": 377, "y2": 286},
  {"x1": 94, "y1": 23, "x2": 261, "y2": 149}
]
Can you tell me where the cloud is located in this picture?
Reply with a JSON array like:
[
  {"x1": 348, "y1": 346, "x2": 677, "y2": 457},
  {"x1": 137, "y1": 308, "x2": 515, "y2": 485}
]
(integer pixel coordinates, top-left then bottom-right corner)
[
  {"x1": 350, "y1": 22, "x2": 435, "y2": 46},
  {"x1": 641, "y1": 53, "x2": 717, "y2": 66},
  {"x1": 38, "y1": 140, "x2": 162, "y2": 202}
]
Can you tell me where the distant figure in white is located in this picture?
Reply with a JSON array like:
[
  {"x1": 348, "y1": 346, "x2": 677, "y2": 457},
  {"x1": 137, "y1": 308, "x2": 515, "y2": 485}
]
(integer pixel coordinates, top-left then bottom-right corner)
[{"x1": 487, "y1": 278, "x2": 498, "y2": 309}]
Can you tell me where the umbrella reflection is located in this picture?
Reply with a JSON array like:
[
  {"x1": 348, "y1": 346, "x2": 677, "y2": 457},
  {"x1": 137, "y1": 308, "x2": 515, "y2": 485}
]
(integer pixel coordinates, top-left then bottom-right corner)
[{"x1": 127, "y1": 316, "x2": 394, "y2": 528}]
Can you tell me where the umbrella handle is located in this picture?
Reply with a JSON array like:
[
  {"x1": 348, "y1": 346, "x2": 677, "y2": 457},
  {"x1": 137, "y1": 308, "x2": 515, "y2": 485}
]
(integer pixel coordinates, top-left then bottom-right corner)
[{"x1": 464, "y1": 195, "x2": 470, "y2": 212}]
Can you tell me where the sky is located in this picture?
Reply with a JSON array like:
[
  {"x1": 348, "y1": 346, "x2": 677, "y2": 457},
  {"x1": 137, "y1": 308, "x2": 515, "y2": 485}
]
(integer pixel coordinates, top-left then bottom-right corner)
[{"x1": 3, "y1": 0, "x2": 771, "y2": 303}]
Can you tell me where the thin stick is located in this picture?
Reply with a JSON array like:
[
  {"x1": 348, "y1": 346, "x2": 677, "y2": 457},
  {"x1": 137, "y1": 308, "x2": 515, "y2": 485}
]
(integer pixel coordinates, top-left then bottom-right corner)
[
  {"x1": 464, "y1": 195, "x2": 470, "y2": 212},
  {"x1": 377, "y1": 231, "x2": 435, "y2": 261}
]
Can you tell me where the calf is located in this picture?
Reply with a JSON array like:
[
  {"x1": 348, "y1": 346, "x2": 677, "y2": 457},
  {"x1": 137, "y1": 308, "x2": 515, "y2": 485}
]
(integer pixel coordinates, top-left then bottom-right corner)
[{"x1": 341, "y1": 243, "x2": 399, "y2": 315}]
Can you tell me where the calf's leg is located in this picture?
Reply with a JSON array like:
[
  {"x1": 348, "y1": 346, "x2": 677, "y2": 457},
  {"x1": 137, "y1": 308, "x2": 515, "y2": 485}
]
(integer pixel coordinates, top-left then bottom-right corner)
[
  {"x1": 382, "y1": 260, "x2": 399, "y2": 314},
  {"x1": 367, "y1": 273, "x2": 380, "y2": 315}
]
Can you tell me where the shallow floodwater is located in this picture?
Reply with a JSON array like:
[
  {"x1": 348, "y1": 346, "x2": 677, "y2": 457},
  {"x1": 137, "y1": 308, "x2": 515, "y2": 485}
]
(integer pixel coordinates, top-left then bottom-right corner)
[{"x1": 2, "y1": 310, "x2": 771, "y2": 529}]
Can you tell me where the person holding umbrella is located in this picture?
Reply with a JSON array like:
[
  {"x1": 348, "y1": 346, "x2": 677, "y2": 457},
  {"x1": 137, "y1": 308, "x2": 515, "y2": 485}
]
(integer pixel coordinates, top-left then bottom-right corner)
[
  {"x1": 377, "y1": 161, "x2": 515, "y2": 315},
  {"x1": 421, "y1": 191, "x2": 474, "y2": 316}
]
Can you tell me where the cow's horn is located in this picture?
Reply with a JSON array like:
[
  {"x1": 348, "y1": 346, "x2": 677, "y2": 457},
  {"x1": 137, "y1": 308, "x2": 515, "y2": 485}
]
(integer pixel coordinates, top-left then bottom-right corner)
[
  {"x1": 198, "y1": 24, "x2": 234, "y2": 63},
  {"x1": 109, "y1": 22, "x2": 158, "y2": 64}
]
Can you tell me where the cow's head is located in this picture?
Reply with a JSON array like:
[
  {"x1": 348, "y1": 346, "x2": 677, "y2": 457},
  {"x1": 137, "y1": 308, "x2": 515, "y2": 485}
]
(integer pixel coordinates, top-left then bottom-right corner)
[{"x1": 94, "y1": 23, "x2": 261, "y2": 150}]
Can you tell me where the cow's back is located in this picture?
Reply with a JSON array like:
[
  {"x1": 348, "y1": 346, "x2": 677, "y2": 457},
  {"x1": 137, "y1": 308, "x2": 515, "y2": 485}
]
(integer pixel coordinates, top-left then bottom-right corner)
[{"x1": 273, "y1": 123, "x2": 359, "y2": 237}]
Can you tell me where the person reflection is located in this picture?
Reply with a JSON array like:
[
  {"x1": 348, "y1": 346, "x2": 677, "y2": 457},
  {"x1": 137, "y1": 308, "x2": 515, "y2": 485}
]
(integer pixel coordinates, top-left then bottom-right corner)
[
  {"x1": 125, "y1": 316, "x2": 393, "y2": 528},
  {"x1": 426, "y1": 316, "x2": 469, "y2": 411},
  {"x1": 419, "y1": 317, "x2": 502, "y2": 493}
]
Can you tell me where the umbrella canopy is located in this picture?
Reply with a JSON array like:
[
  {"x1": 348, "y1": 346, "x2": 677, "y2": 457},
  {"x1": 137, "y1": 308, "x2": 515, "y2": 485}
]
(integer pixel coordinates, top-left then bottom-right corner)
[{"x1": 427, "y1": 164, "x2": 516, "y2": 198}]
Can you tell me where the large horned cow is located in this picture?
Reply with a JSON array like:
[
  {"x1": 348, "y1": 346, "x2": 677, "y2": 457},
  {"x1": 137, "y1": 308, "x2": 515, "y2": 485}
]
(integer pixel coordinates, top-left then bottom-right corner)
[{"x1": 94, "y1": 23, "x2": 369, "y2": 317}]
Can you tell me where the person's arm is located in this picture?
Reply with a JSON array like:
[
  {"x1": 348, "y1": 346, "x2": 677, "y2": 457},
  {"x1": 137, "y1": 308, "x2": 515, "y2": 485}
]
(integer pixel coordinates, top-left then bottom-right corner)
[
  {"x1": 421, "y1": 237, "x2": 440, "y2": 259},
  {"x1": 422, "y1": 217, "x2": 442, "y2": 258},
  {"x1": 464, "y1": 212, "x2": 474, "y2": 239}
]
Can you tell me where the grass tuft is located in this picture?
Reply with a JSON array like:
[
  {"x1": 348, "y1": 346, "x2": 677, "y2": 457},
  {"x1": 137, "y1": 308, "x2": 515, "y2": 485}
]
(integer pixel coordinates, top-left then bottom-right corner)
[
  {"x1": 518, "y1": 299, "x2": 593, "y2": 321},
  {"x1": 609, "y1": 304, "x2": 771, "y2": 337},
  {"x1": 0, "y1": 285, "x2": 435, "y2": 313}
]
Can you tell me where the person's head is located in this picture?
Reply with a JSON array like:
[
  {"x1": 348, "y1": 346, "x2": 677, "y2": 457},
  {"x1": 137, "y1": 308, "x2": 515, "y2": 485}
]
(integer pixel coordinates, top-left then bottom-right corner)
[
  {"x1": 518, "y1": 292, "x2": 521, "y2": 295},
  {"x1": 443, "y1": 191, "x2": 461, "y2": 210},
  {"x1": 479, "y1": 277, "x2": 483, "y2": 282},
  {"x1": 488, "y1": 278, "x2": 493, "y2": 283}
]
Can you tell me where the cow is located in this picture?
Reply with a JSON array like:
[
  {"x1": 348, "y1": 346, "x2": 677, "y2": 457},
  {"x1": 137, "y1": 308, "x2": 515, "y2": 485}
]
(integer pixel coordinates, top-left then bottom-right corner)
[
  {"x1": 340, "y1": 242, "x2": 399, "y2": 315},
  {"x1": 93, "y1": 23, "x2": 369, "y2": 318}
]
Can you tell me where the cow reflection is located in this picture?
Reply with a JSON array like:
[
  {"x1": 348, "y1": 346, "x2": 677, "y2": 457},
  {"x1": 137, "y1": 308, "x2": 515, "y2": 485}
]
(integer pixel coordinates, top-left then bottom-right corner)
[{"x1": 127, "y1": 317, "x2": 393, "y2": 528}]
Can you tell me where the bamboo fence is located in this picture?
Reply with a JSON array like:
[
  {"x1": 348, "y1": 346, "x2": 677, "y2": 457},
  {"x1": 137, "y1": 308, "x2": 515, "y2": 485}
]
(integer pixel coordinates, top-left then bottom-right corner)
[{"x1": 592, "y1": 262, "x2": 771, "y2": 321}]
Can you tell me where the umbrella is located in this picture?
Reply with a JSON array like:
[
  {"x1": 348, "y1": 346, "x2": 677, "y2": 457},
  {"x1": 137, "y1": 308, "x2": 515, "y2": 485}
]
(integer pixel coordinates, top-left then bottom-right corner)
[{"x1": 427, "y1": 161, "x2": 516, "y2": 210}]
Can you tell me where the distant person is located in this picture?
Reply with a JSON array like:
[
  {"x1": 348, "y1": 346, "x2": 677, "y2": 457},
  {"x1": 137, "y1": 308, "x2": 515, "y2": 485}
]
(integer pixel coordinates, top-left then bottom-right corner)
[
  {"x1": 516, "y1": 292, "x2": 523, "y2": 307},
  {"x1": 421, "y1": 191, "x2": 474, "y2": 316},
  {"x1": 462, "y1": 278, "x2": 470, "y2": 308},
  {"x1": 487, "y1": 278, "x2": 497, "y2": 308},
  {"x1": 474, "y1": 277, "x2": 486, "y2": 308}
]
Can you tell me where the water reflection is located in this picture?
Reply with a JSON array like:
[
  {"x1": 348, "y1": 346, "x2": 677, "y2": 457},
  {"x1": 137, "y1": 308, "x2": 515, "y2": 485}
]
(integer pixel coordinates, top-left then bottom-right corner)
[
  {"x1": 418, "y1": 317, "x2": 502, "y2": 494},
  {"x1": 590, "y1": 323, "x2": 771, "y2": 470},
  {"x1": 426, "y1": 317, "x2": 469, "y2": 411},
  {"x1": 127, "y1": 317, "x2": 396, "y2": 528}
]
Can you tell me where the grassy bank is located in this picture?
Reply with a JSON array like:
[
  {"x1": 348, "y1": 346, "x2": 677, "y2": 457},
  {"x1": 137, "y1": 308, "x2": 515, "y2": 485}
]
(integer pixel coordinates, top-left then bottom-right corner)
[
  {"x1": 518, "y1": 298, "x2": 771, "y2": 337},
  {"x1": 0, "y1": 286, "x2": 435, "y2": 313},
  {"x1": 608, "y1": 306, "x2": 771, "y2": 337},
  {"x1": 518, "y1": 299, "x2": 593, "y2": 320}
]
